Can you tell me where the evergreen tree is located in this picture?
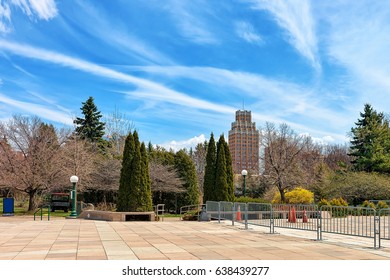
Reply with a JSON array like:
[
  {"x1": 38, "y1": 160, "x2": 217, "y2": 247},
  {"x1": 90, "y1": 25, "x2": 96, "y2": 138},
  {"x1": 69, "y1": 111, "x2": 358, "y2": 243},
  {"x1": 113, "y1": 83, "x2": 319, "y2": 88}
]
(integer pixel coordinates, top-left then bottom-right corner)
[
  {"x1": 117, "y1": 132, "x2": 135, "y2": 211},
  {"x1": 221, "y1": 135, "x2": 235, "y2": 201},
  {"x1": 140, "y1": 142, "x2": 153, "y2": 211},
  {"x1": 203, "y1": 133, "x2": 216, "y2": 202},
  {"x1": 174, "y1": 150, "x2": 199, "y2": 208},
  {"x1": 117, "y1": 131, "x2": 152, "y2": 212},
  {"x1": 215, "y1": 138, "x2": 228, "y2": 201},
  {"x1": 74, "y1": 96, "x2": 106, "y2": 143},
  {"x1": 350, "y1": 104, "x2": 390, "y2": 173}
]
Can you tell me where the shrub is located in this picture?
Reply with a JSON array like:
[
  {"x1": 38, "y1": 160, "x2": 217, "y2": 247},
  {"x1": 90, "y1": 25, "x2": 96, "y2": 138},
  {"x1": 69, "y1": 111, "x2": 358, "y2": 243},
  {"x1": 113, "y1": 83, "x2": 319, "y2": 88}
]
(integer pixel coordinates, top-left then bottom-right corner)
[
  {"x1": 234, "y1": 197, "x2": 269, "y2": 204},
  {"x1": 329, "y1": 197, "x2": 348, "y2": 206},
  {"x1": 272, "y1": 188, "x2": 314, "y2": 204},
  {"x1": 361, "y1": 200, "x2": 376, "y2": 209},
  {"x1": 377, "y1": 200, "x2": 389, "y2": 210},
  {"x1": 318, "y1": 198, "x2": 330, "y2": 208}
]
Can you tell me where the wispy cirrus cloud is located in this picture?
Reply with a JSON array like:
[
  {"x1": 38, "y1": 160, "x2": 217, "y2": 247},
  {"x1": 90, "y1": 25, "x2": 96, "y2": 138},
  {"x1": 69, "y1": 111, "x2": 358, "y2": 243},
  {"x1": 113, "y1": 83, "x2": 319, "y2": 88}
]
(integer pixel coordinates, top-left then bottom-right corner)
[
  {"x1": 0, "y1": 40, "x2": 235, "y2": 116},
  {"x1": 0, "y1": 1, "x2": 11, "y2": 33},
  {"x1": 0, "y1": 92, "x2": 72, "y2": 124},
  {"x1": 69, "y1": 1, "x2": 174, "y2": 65},
  {"x1": 0, "y1": 0, "x2": 57, "y2": 33},
  {"x1": 165, "y1": 0, "x2": 219, "y2": 44},
  {"x1": 234, "y1": 21, "x2": 263, "y2": 45},
  {"x1": 247, "y1": 0, "x2": 320, "y2": 70},
  {"x1": 321, "y1": 1, "x2": 390, "y2": 110},
  {"x1": 125, "y1": 65, "x2": 349, "y2": 142},
  {"x1": 11, "y1": 0, "x2": 58, "y2": 20}
]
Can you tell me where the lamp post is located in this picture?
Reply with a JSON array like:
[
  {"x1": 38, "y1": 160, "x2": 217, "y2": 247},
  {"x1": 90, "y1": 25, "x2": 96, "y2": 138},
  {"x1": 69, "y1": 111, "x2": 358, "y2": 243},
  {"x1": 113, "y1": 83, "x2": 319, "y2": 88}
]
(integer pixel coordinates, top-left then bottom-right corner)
[
  {"x1": 241, "y1": 169, "x2": 248, "y2": 197},
  {"x1": 69, "y1": 175, "x2": 79, "y2": 218}
]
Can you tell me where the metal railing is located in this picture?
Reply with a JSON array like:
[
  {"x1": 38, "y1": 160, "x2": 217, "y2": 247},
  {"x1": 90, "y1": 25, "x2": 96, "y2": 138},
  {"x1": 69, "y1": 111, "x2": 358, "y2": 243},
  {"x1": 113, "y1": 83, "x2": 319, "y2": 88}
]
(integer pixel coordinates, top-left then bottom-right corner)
[
  {"x1": 319, "y1": 205, "x2": 376, "y2": 239},
  {"x1": 247, "y1": 202, "x2": 273, "y2": 233},
  {"x1": 206, "y1": 201, "x2": 390, "y2": 249},
  {"x1": 34, "y1": 204, "x2": 51, "y2": 221},
  {"x1": 378, "y1": 208, "x2": 390, "y2": 248},
  {"x1": 153, "y1": 204, "x2": 165, "y2": 221}
]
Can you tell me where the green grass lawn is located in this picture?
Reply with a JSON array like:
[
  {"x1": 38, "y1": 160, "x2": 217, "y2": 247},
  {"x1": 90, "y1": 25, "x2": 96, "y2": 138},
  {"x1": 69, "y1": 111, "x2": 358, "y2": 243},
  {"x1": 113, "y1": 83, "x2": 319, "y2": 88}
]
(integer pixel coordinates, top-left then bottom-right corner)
[{"x1": 1, "y1": 198, "x2": 72, "y2": 218}]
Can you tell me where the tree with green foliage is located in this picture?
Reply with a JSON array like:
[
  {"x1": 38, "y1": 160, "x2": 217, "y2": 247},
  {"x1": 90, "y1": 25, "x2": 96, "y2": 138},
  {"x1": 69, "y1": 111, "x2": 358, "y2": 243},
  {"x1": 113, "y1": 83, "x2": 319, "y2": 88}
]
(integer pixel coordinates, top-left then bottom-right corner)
[
  {"x1": 117, "y1": 132, "x2": 135, "y2": 211},
  {"x1": 203, "y1": 133, "x2": 216, "y2": 202},
  {"x1": 349, "y1": 104, "x2": 390, "y2": 173},
  {"x1": 174, "y1": 150, "x2": 200, "y2": 209},
  {"x1": 215, "y1": 140, "x2": 228, "y2": 201},
  {"x1": 221, "y1": 135, "x2": 234, "y2": 201},
  {"x1": 140, "y1": 142, "x2": 153, "y2": 211},
  {"x1": 74, "y1": 96, "x2": 106, "y2": 144},
  {"x1": 117, "y1": 131, "x2": 152, "y2": 212}
]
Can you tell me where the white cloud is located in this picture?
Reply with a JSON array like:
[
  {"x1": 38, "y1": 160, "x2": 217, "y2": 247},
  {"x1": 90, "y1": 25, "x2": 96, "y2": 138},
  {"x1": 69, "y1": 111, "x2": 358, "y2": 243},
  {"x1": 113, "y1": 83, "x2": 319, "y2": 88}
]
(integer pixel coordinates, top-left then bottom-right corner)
[
  {"x1": 126, "y1": 65, "x2": 350, "y2": 127},
  {"x1": 0, "y1": 40, "x2": 236, "y2": 117},
  {"x1": 235, "y1": 21, "x2": 263, "y2": 44},
  {"x1": 1, "y1": 0, "x2": 57, "y2": 33},
  {"x1": 0, "y1": 92, "x2": 73, "y2": 125},
  {"x1": 248, "y1": 0, "x2": 320, "y2": 70},
  {"x1": 158, "y1": 134, "x2": 206, "y2": 151},
  {"x1": 166, "y1": 0, "x2": 219, "y2": 44},
  {"x1": 322, "y1": 1, "x2": 390, "y2": 110},
  {"x1": 73, "y1": 1, "x2": 174, "y2": 65},
  {"x1": 11, "y1": 0, "x2": 57, "y2": 20},
  {"x1": 0, "y1": 1, "x2": 11, "y2": 33}
]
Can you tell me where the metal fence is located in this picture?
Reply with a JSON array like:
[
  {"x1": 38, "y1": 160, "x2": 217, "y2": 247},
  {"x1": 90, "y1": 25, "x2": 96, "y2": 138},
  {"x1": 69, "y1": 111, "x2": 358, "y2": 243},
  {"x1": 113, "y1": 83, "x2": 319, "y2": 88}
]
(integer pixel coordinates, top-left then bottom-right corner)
[
  {"x1": 319, "y1": 205, "x2": 376, "y2": 239},
  {"x1": 206, "y1": 201, "x2": 390, "y2": 249},
  {"x1": 247, "y1": 203, "x2": 273, "y2": 233},
  {"x1": 378, "y1": 208, "x2": 390, "y2": 248}
]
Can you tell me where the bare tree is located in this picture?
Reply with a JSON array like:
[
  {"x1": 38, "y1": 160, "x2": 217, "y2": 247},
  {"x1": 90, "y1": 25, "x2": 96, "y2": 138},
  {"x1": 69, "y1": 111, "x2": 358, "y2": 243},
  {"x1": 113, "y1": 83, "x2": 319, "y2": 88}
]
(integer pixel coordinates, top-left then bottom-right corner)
[
  {"x1": 323, "y1": 143, "x2": 352, "y2": 171},
  {"x1": 60, "y1": 134, "x2": 97, "y2": 192},
  {"x1": 104, "y1": 107, "x2": 134, "y2": 155},
  {"x1": 149, "y1": 159, "x2": 185, "y2": 193},
  {"x1": 261, "y1": 122, "x2": 313, "y2": 202},
  {"x1": 0, "y1": 115, "x2": 68, "y2": 210}
]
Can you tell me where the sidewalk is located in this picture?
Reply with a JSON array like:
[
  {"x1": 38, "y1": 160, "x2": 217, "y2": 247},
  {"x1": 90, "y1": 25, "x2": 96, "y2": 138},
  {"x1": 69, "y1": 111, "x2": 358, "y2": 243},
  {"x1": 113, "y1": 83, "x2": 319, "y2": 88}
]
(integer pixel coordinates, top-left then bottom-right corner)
[{"x1": 0, "y1": 216, "x2": 389, "y2": 260}]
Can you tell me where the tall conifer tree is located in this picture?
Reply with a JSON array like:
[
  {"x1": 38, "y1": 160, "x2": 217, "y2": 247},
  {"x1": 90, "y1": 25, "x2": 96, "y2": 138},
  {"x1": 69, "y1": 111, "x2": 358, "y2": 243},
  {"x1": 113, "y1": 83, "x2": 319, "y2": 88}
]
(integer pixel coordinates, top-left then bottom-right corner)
[
  {"x1": 350, "y1": 104, "x2": 390, "y2": 173},
  {"x1": 215, "y1": 140, "x2": 228, "y2": 201},
  {"x1": 221, "y1": 135, "x2": 235, "y2": 201},
  {"x1": 74, "y1": 96, "x2": 105, "y2": 143},
  {"x1": 140, "y1": 142, "x2": 153, "y2": 211},
  {"x1": 117, "y1": 132, "x2": 134, "y2": 211},
  {"x1": 203, "y1": 133, "x2": 216, "y2": 202},
  {"x1": 117, "y1": 131, "x2": 152, "y2": 212}
]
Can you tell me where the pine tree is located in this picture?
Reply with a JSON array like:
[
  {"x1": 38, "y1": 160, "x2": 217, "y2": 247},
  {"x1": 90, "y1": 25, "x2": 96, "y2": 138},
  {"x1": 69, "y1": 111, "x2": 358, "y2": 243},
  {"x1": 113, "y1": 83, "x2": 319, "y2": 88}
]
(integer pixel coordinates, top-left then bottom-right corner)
[
  {"x1": 203, "y1": 133, "x2": 216, "y2": 202},
  {"x1": 350, "y1": 104, "x2": 390, "y2": 173},
  {"x1": 74, "y1": 96, "x2": 106, "y2": 143}
]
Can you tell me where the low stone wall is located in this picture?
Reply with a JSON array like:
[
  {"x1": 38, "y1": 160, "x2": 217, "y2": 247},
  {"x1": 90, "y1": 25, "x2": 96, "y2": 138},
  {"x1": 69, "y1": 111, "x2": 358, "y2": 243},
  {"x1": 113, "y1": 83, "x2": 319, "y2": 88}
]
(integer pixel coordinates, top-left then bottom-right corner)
[{"x1": 78, "y1": 210, "x2": 155, "y2": 221}]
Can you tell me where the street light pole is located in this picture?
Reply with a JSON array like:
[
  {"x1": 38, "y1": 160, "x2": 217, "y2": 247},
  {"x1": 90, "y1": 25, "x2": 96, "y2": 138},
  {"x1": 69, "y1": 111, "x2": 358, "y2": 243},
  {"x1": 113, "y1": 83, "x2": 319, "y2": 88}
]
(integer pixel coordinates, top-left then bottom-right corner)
[
  {"x1": 69, "y1": 175, "x2": 79, "y2": 218},
  {"x1": 241, "y1": 169, "x2": 248, "y2": 197}
]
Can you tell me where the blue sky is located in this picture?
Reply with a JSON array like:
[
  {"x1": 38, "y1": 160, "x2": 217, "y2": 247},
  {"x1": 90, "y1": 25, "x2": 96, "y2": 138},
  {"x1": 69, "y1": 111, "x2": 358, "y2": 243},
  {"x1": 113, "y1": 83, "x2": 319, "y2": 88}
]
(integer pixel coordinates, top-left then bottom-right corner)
[{"x1": 1, "y1": 0, "x2": 390, "y2": 150}]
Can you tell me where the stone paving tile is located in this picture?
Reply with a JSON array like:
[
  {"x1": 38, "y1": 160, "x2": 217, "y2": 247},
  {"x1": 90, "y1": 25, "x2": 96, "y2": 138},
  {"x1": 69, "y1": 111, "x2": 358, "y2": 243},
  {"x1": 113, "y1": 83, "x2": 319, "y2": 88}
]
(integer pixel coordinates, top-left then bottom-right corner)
[{"x1": 1, "y1": 216, "x2": 390, "y2": 260}]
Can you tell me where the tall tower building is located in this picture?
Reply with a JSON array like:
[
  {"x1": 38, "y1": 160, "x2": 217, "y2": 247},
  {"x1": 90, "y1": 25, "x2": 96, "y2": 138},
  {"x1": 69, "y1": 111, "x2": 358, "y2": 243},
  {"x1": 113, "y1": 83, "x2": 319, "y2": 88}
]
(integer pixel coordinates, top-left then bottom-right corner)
[{"x1": 228, "y1": 110, "x2": 260, "y2": 175}]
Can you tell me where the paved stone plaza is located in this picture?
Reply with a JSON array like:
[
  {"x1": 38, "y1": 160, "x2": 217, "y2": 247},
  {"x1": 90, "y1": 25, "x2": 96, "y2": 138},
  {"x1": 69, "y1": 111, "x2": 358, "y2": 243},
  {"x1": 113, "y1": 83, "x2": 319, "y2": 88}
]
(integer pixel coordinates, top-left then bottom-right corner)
[{"x1": 0, "y1": 216, "x2": 390, "y2": 260}]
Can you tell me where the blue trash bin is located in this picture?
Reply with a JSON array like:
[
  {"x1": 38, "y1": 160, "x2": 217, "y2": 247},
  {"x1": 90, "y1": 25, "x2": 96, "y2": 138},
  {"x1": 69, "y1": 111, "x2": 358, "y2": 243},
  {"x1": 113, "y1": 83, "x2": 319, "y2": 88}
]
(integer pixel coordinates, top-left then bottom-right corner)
[{"x1": 3, "y1": 198, "x2": 14, "y2": 215}]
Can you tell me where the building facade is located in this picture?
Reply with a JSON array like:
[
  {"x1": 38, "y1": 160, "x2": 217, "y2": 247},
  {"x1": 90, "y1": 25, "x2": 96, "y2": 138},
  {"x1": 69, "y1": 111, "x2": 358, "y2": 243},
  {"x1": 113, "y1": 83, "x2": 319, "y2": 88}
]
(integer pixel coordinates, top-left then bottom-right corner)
[{"x1": 228, "y1": 110, "x2": 260, "y2": 175}]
